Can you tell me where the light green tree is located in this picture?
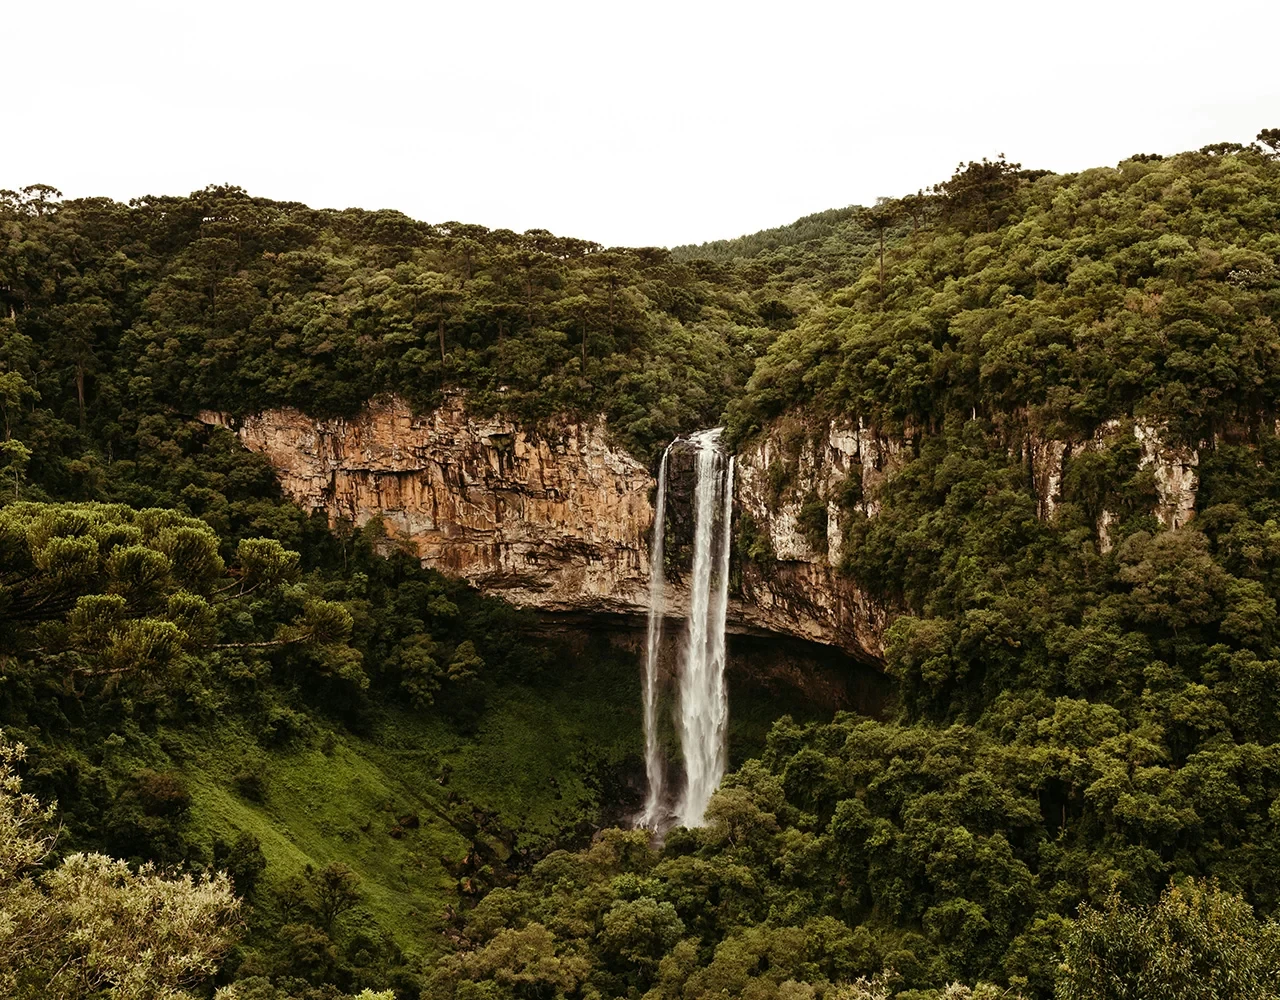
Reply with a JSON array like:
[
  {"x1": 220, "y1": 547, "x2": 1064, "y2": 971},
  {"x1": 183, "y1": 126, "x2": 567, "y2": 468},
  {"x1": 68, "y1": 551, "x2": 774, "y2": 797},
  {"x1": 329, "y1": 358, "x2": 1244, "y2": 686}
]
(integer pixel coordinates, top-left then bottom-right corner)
[
  {"x1": 1057, "y1": 879, "x2": 1280, "y2": 1000},
  {"x1": 0, "y1": 732, "x2": 241, "y2": 999}
]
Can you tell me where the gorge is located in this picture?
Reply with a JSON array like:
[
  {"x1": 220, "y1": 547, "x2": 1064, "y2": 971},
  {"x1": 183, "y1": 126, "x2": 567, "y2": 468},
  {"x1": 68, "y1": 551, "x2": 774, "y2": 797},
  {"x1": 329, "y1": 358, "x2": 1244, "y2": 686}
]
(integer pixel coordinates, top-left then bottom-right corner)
[
  {"x1": 196, "y1": 395, "x2": 894, "y2": 662},
  {"x1": 7, "y1": 142, "x2": 1280, "y2": 999},
  {"x1": 195, "y1": 392, "x2": 1209, "y2": 833},
  {"x1": 197, "y1": 395, "x2": 1202, "y2": 668}
]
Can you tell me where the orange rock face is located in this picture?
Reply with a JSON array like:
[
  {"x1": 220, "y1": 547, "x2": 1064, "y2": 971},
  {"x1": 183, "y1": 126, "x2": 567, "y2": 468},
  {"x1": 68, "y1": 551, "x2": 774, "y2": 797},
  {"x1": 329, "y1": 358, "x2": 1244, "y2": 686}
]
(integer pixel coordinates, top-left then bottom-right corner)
[
  {"x1": 199, "y1": 396, "x2": 889, "y2": 661},
  {"x1": 201, "y1": 395, "x2": 655, "y2": 617}
]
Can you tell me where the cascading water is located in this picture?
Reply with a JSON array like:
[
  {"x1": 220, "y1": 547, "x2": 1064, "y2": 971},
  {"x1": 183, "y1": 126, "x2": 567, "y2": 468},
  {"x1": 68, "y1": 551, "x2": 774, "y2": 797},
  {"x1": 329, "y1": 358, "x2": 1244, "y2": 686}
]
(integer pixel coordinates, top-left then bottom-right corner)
[
  {"x1": 675, "y1": 431, "x2": 733, "y2": 827},
  {"x1": 639, "y1": 443, "x2": 672, "y2": 830},
  {"x1": 637, "y1": 428, "x2": 734, "y2": 832}
]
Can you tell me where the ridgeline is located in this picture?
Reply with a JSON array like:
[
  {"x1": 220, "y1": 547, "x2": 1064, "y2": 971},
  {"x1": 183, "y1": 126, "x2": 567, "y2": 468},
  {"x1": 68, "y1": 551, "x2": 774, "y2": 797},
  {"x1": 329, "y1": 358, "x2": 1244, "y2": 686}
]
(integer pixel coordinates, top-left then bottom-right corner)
[{"x1": 2, "y1": 132, "x2": 1280, "y2": 999}]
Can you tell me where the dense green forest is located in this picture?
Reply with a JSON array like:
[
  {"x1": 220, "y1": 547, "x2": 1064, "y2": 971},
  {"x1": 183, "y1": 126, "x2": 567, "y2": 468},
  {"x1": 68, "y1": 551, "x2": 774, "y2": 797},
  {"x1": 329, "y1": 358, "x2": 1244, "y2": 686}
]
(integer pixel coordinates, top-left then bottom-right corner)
[{"x1": 3, "y1": 130, "x2": 1280, "y2": 999}]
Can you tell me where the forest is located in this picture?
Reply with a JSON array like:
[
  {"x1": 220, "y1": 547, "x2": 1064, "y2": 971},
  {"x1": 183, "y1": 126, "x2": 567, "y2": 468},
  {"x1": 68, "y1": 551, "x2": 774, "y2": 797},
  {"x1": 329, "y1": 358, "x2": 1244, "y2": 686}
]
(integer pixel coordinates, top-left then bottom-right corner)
[{"x1": 2, "y1": 129, "x2": 1280, "y2": 999}]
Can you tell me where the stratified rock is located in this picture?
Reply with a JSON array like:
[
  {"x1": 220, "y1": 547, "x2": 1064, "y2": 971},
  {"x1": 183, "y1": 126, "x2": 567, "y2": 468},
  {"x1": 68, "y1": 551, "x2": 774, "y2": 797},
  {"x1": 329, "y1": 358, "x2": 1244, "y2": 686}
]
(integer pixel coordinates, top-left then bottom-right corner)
[
  {"x1": 201, "y1": 395, "x2": 652, "y2": 617},
  {"x1": 199, "y1": 397, "x2": 1205, "y2": 665},
  {"x1": 199, "y1": 396, "x2": 888, "y2": 661}
]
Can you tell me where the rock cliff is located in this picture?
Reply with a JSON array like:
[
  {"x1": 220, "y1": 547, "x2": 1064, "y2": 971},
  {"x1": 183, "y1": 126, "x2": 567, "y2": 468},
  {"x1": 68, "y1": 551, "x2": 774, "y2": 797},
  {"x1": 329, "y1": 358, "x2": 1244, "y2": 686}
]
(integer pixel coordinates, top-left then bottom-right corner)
[
  {"x1": 201, "y1": 396, "x2": 653, "y2": 615},
  {"x1": 731, "y1": 414, "x2": 906, "y2": 659},
  {"x1": 199, "y1": 398, "x2": 1201, "y2": 666},
  {"x1": 200, "y1": 397, "x2": 888, "y2": 660}
]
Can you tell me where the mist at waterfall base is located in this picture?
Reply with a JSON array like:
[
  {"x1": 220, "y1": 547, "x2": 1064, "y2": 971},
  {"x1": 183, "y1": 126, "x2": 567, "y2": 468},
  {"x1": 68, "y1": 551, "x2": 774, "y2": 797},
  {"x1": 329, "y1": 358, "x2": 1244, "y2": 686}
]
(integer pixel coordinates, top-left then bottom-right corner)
[{"x1": 639, "y1": 429, "x2": 734, "y2": 833}]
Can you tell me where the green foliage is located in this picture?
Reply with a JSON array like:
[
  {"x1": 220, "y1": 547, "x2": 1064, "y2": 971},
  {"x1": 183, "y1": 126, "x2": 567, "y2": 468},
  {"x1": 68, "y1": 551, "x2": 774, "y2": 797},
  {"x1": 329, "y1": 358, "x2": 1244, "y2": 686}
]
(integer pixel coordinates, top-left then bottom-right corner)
[
  {"x1": 428, "y1": 696, "x2": 1280, "y2": 996},
  {"x1": 798, "y1": 490, "x2": 830, "y2": 557},
  {"x1": 4, "y1": 136, "x2": 1280, "y2": 998},
  {"x1": 0, "y1": 501, "x2": 353, "y2": 688},
  {"x1": 728, "y1": 145, "x2": 1280, "y2": 450},
  {"x1": 0, "y1": 377, "x2": 654, "y2": 995},
  {"x1": 0, "y1": 186, "x2": 778, "y2": 462},
  {"x1": 1057, "y1": 879, "x2": 1280, "y2": 1000},
  {"x1": 0, "y1": 731, "x2": 241, "y2": 999},
  {"x1": 738, "y1": 511, "x2": 776, "y2": 564},
  {"x1": 671, "y1": 204, "x2": 876, "y2": 265}
]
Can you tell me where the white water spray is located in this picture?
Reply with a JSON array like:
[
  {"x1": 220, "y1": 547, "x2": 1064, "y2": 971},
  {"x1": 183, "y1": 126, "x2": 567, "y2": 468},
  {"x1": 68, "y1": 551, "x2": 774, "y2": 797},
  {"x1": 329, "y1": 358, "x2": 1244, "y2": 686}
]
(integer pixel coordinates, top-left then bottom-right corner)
[
  {"x1": 675, "y1": 430, "x2": 734, "y2": 828},
  {"x1": 640, "y1": 443, "x2": 672, "y2": 830},
  {"x1": 638, "y1": 429, "x2": 735, "y2": 831}
]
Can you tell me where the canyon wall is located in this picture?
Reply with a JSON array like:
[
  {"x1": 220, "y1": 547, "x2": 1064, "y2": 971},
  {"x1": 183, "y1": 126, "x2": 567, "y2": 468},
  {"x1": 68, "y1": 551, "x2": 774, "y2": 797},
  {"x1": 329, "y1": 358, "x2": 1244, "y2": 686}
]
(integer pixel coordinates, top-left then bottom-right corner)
[
  {"x1": 731, "y1": 414, "x2": 906, "y2": 659},
  {"x1": 1026, "y1": 418, "x2": 1199, "y2": 546},
  {"x1": 200, "y1": 398, "x2": 1200, "y2": 664},
  {"x1": 202, "y1": 396, "x2": 653, "y2": 616},
  {"x1": 200, "y1": 397, "x2": 888, "y2": 659}
]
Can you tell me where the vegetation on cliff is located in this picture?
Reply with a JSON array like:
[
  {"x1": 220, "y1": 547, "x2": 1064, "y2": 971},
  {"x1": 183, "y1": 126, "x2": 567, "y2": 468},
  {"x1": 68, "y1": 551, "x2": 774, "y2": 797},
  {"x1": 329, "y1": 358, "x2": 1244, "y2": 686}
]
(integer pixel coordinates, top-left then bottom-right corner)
[
  {"x1": 2, "y1": 129, "x2": 1280, "y2": 997},
  {"x1": 727, "y1": 146, "x2": 1280, "y2": 449}
]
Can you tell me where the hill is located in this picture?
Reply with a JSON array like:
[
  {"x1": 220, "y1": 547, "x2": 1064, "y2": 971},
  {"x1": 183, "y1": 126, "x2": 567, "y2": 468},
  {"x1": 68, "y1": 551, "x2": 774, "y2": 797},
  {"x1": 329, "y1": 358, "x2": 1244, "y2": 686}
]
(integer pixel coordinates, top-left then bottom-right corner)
[
  {"x1": 669, "y1": 204, "x2": 866, "y2": 262},
  {"x1": 3, "y1": 131, "x2": 1280, "y2": 998}
]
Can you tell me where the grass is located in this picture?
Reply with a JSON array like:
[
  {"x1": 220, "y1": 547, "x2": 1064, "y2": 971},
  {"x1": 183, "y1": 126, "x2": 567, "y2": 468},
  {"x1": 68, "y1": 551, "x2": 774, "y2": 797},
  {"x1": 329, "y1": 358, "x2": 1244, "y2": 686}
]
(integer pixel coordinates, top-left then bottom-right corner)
[
  {"x1": 35, "y1": 630, "x2": 855, "y2": 967},
  {"x1": 181, "y1": 639, "x2": 646, "y2": 959}
]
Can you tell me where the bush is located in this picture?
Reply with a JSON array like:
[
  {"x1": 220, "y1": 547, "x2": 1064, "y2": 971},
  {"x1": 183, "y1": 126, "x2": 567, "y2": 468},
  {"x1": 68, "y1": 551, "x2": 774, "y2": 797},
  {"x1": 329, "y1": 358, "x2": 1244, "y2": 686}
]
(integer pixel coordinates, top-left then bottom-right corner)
[{"x1": 1057, "y1": 879, "x2": 1280, "y2": 1000}]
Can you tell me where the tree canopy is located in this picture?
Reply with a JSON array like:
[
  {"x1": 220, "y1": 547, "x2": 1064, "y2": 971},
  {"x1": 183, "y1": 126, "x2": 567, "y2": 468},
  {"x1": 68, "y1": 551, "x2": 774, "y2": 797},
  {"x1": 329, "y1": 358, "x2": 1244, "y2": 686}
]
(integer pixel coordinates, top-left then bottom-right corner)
[{"x1": 1, "y1": 133, "x2": 1279, "y2": 997}]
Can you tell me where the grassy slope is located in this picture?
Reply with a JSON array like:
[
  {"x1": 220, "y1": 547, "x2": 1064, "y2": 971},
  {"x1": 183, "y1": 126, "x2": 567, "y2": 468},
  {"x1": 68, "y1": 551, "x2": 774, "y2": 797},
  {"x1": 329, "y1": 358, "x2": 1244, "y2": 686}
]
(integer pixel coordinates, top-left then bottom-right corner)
[
  {"x1": 182, "y1": 643, "x2": 645, "y2": 961},
  {"x1": 172, "y1": 630, "x2": 861, "y2": 962}
]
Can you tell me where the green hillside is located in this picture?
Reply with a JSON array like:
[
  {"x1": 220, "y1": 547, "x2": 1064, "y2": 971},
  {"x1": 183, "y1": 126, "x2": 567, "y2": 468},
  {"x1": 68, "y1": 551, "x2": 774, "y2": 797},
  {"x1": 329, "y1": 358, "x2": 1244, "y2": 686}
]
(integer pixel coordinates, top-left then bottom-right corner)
[
  {"x1": 669, "y1": 205, "x2": 866, "y2": 262},
  {"x1": 3, "y1": 131, "x2": 1280, "y2": 999}
]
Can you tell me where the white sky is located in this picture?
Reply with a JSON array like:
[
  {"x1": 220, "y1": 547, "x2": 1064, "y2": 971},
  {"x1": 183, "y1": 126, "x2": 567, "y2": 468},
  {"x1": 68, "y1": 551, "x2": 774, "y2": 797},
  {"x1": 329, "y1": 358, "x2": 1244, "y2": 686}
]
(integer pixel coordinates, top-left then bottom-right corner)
[{"x1": 7, "y1": 0, "x2": 1279, "y2": 248}]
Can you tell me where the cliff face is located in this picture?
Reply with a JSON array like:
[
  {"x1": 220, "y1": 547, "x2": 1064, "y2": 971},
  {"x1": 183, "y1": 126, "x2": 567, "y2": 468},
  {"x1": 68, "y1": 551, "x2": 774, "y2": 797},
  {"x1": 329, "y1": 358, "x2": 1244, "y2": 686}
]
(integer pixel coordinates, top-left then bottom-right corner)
[
  {"x1": 200, "y1": 398, "x2": 1201, "y2": 666},
  {"x1": 732, "y1": 415, "x2": 906, "y2": 659},
  {"x1": 1026, "y1": 418, "x2": 1199, "y2": 547},
  {"x1": 202, "y1": 396, "x2": 654, "y2": 616},
  {"x1": 200, "y1": 397, "x2": 887, "y2": 659},
  {"x1": 724, "y1": 411, "x2": 1200, "y2": 649}
]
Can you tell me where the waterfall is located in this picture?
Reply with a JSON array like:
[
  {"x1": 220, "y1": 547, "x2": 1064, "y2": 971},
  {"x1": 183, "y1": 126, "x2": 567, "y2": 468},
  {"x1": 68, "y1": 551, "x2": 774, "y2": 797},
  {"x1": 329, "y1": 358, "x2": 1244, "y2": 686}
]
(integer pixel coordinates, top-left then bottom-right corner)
[
  {"x1": 675, "y1": 445, "x2": 737, "y2": 824},
  {"x1": 675, "y1": 430, "x2": 734, "y2": 828},
  {"x1": 639, "y1": 443, "x2": 672, "y2": 830},
  {"x1": 638, "y1": 428, "x2": 734, "y2": 832}
]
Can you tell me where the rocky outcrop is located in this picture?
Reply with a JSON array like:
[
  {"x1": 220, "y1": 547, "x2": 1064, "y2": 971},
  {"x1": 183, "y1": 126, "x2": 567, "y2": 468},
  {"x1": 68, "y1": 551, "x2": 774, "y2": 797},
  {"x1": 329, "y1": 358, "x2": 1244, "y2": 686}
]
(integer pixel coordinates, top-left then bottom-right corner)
[
  {"x1": 201, "y1": 396, "x2": 655, "y2": 616},
  {"x1": 1026, "y1": 418, "x2": 1200, "y2": 545},
  {"x1": 199, "y1": 398, "x2": 1203, "y2": 666},
  {"x1": 200, "y1": 397, "x2": 889, "y2": 661},
  {"x1": 732, "y1": 414, "x2": 907, "y2": 658},
  {"x1": 728, "y1": 412, "x2": 1201, "y2": 646},
  {"x1": 1128, "y1": 421, "x2": 1199, "y2": 530}
]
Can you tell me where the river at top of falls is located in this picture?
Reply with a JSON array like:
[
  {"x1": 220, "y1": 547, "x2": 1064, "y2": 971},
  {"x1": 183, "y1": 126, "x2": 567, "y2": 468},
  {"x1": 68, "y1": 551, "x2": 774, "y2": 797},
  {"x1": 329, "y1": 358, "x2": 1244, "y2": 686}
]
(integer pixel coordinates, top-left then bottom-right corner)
[{"x1": 638, "y1": 428, "x2": 734, "y2": 833}]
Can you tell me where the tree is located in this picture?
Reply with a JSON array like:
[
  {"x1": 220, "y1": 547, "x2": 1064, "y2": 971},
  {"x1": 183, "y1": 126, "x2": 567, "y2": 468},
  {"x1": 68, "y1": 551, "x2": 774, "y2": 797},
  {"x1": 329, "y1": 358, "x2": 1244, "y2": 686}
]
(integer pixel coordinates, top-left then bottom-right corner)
[
  {"x1": 598, "y1": 896, "x2": 685, "y2": 983},
  {"x1": 0, "y1": 437, "x2": 30, "y2": 496},
  {"x1": 936, "y1": 154, "x2": 1023, "y2": 232},
  {"x1": 0, "y1": 370, "x2": 38, "y2": 441},
  {"x1": 864, "y1": 199, "x2": 900, "y2": 308},
  {"x1": 1259, "y1": 128, "x2": 1280, "y2": 155},
  {"x1": 900, "y1": 189, "x2": 934, "y2": 238},
  {"x1": 0, "y1": 731, "x2": 241, "y2": 999},
  {"x1": 428, "y1": 922, "x2": 591, "y2": 1000},
  {"x1": 51, "y1": 292, "x2": 113, "y2": 428},
  {"x1": 0, "y1": 502, "x2": 353, "y2": 684},
  {"x1": 412, "y1": 271, "x2": 462, "y2": 363},
  {"x1": 307, "y1": 861, "x2": 362, "y2": 933},
  {"x1": 1057, "y1": 880, "x2": 1280, "y2": 1000}
]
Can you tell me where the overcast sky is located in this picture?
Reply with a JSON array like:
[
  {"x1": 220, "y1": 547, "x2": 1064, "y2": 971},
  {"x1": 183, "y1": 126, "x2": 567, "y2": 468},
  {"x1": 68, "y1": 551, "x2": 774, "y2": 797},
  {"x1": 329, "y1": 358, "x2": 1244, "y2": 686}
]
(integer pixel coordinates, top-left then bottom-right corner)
[{"x1": 7, "y1": 0, "x2": 1278, "y2": 248}]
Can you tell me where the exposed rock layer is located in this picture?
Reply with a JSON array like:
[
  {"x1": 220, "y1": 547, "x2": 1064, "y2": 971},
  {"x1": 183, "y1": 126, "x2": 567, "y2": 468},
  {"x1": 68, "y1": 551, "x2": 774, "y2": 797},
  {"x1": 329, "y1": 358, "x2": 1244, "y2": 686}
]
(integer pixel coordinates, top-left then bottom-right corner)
[
  {"x1": 203, "y1": 396, "x2": 652, "y2": 614},
  {"x1": 200, "y1": 397, "x2": 887, "y2": 659},
  {"x1": 200, "y1": 398, "x2": 1201, "y2": 665}
]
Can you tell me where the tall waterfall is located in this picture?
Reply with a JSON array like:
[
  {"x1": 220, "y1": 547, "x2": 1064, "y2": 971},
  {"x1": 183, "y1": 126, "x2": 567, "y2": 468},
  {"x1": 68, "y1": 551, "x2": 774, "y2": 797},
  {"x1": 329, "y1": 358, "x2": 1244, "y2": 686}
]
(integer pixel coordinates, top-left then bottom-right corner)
[
  {"x1": 675, "y1": 431, "x2": 733, "y2": 828},
  {"x1": 639, "y1": 443, "x2": 672, "y2": 830},
  {"x1": 638, "y1": 428, "x2": 734, "y2": 832}
]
